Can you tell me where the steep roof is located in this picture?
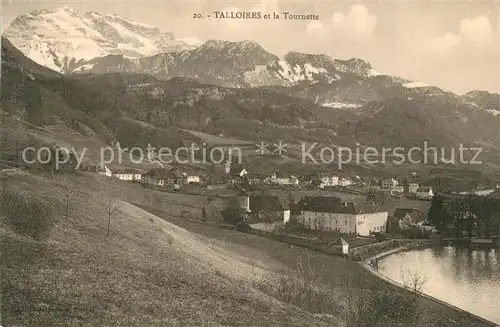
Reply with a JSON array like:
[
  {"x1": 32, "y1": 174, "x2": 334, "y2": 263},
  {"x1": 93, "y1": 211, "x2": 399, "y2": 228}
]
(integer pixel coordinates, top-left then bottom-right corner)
[
  {"x1": 317, "y1": 173, "x2": 339, "y2": 178},
  {"x1": 394, "y1": 208, "x2": 423, "y2": 222},
  {"x1": 299, "y1": 196, "x2": 383, "y2": 214},
  {"x1": 205, "y1": 172, "x2": 230, "y2": 185},
  {"x1": 271, "y1": 169, "x2": 285, "y2": 178},
  {"x1": 178, "y1": 165, "x2": 205, "y2": 176},
  {"x1": 299, "y1": 196, "x2": 343, "y2": 212},
  {"x1": 144, "y1": 168, "x2": 181, "y2": 179},
  {"x1": 229, "y1": 163, "x2": 246, "y2": 176},
  {"x1": 114, "y1": 168, "x2": 142, "y2": 174},
  {"x1": 250, "y1": 195, "x2": 289, "y2": 212},
  {"x1": 246, "y1": 172, "x2": 265, "y2": 180}
]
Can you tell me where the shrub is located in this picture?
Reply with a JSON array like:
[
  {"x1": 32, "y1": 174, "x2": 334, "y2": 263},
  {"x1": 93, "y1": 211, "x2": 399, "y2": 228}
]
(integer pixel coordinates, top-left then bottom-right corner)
[
  {"x1": 362, "y1": 289, "x2": 420, "y2": 325},
  {"x1": 221, "y1": 198, "x2": 244, "y2": 225},
  {"x1": 255, "y1": 254, "x2": 340, "y2": 314},
  {"x1": 342, "y1": 266, "x2": 424, "y2": 327},
  {"x1": 1, "y1": 188, "x2": 57, "y2": 241}
]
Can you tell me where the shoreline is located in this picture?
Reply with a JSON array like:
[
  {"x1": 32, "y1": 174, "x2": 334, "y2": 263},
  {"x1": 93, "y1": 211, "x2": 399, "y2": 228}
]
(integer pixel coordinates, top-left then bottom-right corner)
[{"x1": 360, "y1": 246, "x2": 500, "y2": 327}]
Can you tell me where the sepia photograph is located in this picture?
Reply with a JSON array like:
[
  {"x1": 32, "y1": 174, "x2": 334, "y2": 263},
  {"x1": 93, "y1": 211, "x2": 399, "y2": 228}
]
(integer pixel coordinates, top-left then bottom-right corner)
[{"x1": 1, "y1": 0, "x2": 499, "y2": 326}]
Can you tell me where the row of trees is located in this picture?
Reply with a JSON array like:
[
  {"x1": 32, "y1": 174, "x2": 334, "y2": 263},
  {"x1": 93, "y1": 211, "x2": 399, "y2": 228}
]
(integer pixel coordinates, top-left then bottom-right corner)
[{"x1": 428, "y1": 193, "x2": 500, "y2": 238}]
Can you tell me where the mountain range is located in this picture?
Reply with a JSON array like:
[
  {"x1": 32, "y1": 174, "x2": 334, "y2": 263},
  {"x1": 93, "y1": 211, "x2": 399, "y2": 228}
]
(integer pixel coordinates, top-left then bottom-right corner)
[
  {"x1": 6, "y1": 6, "x2": 500, "y2": 110},
  {"x1": 3, "y1": 6, "x2": 201, "y2": 74}
]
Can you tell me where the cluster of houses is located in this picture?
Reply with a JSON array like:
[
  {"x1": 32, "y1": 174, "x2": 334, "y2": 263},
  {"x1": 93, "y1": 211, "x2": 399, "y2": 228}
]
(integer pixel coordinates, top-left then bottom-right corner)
[
  {"x1": 235, "y1": 192, "x2": 389, "y2": 237},
  {"x1": 369, "y1": 178, "x2": 434, "y2": 200},
  {"x1": 236, "y1": 190, "x2": 439, "y2": 236},
  {"x1": 96, "y1": 160, "x2": 359, "y2": 191},
  {"x1": 93, "y1": 158, "x2": 500, "y2": 239},
  {"x1": 96, "y1": 160, "x2": 439, "y2": 205},
  {"x1": 98, "y1": 165, "x2": 204, "y2": 190}
]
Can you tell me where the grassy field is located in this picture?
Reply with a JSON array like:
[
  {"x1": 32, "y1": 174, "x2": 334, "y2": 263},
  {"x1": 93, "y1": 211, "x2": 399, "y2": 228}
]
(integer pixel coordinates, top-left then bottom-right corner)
[
  {"x1": 150, "y1": 212, "x2": 492, "y2": 327},
  {"x1": 1, "y1": 170, "x2": 341, "y2": 327},
  {"x1": 0, "y1": 170, "x2": 491, "y2": 327}
]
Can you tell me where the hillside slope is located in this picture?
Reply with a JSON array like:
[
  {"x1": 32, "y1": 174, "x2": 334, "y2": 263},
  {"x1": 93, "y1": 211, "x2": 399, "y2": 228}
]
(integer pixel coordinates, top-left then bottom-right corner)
[
  {"x1": 1, "y1": 170, "x2": 494, "y2": 327},
  {"x1": 0, "y1": 170, "x2": 342, "y2": 326}
]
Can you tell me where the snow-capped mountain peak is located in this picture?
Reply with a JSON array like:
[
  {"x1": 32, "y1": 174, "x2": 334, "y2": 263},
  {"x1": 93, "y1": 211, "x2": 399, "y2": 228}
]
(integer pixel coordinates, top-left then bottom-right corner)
[{"x1": 3, "y1": 6, "x2": 200, "y2": 73}]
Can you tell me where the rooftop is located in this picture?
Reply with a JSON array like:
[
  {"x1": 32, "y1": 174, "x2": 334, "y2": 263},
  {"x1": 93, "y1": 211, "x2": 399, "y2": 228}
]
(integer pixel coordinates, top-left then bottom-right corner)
[
  {"x1": 144, "y1": 168, "x2": 182, "y2": 179},
  {"x1": 205, "y1": 172, "x2": 230, "y2": 185},
  {"x1": 114, "y1": 168, "x2": 142, "y2": 174},
  {"x1": 393, "y1": 208, "x2": 424, "y2": 222},
  {"x1": 250, "y1": 195, "x2": 289, "y2": 212},
  {"x1": 299, "y1": 196, "x2": 384, "y2": 214}
]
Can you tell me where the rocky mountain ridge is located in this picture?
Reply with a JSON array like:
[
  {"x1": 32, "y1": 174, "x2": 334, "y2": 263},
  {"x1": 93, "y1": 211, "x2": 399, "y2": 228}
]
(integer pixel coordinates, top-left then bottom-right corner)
[
  {"x1": 3, "y1": 6, "x2": 201, "y2": 74},
  {"x1": 5, "y1": 7, "x2": 499, "y2": 110}
]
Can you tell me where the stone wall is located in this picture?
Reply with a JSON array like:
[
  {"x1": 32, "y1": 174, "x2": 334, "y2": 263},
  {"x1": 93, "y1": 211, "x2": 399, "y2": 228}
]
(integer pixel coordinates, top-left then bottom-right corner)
[{"x1": 349, "y1": 239, "x2": 435, "y2": 260}]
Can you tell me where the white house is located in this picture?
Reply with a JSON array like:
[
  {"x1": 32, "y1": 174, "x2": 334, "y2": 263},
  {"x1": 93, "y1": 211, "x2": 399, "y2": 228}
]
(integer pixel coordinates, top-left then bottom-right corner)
[
  {"x1": 382, "y1": 178, "x2": 399, "y2": 189},
  {"x1": 341, "y1": 237, "x2": 349, "y2": 256},
  {"x1": 113, "y1": 168, "x2": 142, "y2": 181},
  {"x1": 459, "y1": 189, "x2": 496, "y2": 196},
  {"x1": 185, "y1": 174, "x2": 201, "y2": 184},
  {"x1": 380, "y1": 186, "x2": 405, "y2": 194},
  {"x1": 408, "y1": 183, "x2": 419, "y2": 194},
  {"x1": 299, "y1": 197, "x2": 388, "y2": 236},
  {"x1": 278, "y1": 176, "x2": 299, "y2": 187},
  {"x1": 338, "y1": 178, "x2": 354, "y2": 187},
  {"x1": 318, "y1": 175, "x2": 339, "y2": 188},
  {"x1": 142, "y1": 168, "x2": 181, "y2": 187},
  {"x1": 416, "y1": 186, "x2": 434, "y2": 200},
  {"x1": 392, "y1": 208, "x2": 423, "y2": 230},
  {"x1": 266, "y1": 171, "x2": 299, "y2": 187}
]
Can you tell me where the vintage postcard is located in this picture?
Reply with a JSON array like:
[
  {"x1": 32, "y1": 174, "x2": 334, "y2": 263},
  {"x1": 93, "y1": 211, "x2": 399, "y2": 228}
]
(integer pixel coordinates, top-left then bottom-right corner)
[{"x1": 1, "y1": 1, "x2": 499, "y2": 326}]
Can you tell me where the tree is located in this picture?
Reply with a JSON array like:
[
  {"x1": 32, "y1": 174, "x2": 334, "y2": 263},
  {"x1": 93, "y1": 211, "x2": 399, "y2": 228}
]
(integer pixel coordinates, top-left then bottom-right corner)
[
  {"x1": 104, "y1": 183, "x2": 119, "y2": 236},
  {"x1": 65, "y1": 188, "x2": 75, "y2": 220},
  {"x1": 366, "y1": 190, "x2": 389, "y2": 207},
  {"x1": 428, "y1": 194, "x2": 448, "y2": 231},
  {"x1": 241, "y1": 175, "x2": 250, "y2": 189},
  {"x1": 221, "y1": 198, "x2": 245, "y2": 225},
  {"x1": 448, "y1": 200, "x2": 471, "y2": 238},
  {"x1": 289, "y1": 192, "x2": 300, "y2": 215},
  {"x1": 403, "y1": 177, "x2": 409, "y2": 193},
  {"x1": 341, "y1": 265, "x2": 425, "y2": 327},
  {"x1": 467, "y1": 195, "x2": 500, "y2": 238},
  {"x1": 201, "y1": 207, "x2": 207, "y2": 222},
  {"x1": 24, "y1": 80, "x2": 44, "y2": 126}
]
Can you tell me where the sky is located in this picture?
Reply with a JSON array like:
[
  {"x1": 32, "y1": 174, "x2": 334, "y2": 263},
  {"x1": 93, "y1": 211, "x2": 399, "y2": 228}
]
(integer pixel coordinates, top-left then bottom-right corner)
[{"x1": 2, "y1": 0, "x2": 499, "y2": 94}]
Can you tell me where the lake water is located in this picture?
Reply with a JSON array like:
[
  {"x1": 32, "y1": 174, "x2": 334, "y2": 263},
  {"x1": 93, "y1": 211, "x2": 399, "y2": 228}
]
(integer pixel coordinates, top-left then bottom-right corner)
[{"x1": 378, "y1": 246, "x2": 500, "y2": 324}]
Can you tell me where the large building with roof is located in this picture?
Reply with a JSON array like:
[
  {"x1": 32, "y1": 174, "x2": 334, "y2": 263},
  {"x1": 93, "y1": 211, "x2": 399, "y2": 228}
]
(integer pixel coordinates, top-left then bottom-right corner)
[
  {"x1": 298, "y1": 196, "x2": 388, "y2": 236},
  {"x1": 238, "y1": 194, "x2": 291, "y2": 224}
]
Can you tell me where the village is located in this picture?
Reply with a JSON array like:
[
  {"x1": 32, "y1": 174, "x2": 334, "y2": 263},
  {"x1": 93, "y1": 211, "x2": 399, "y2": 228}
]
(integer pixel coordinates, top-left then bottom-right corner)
[
  {"x1": 92, "y1": 153, "x2": 499, "y2": 250},
  {"x1": 8, "y1": 141, "x2": 499, "y2": 254}
]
